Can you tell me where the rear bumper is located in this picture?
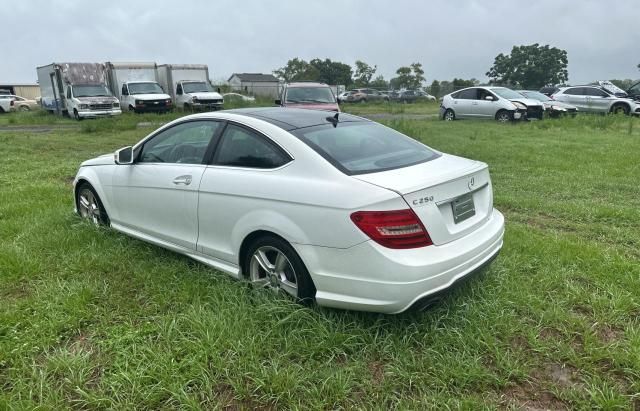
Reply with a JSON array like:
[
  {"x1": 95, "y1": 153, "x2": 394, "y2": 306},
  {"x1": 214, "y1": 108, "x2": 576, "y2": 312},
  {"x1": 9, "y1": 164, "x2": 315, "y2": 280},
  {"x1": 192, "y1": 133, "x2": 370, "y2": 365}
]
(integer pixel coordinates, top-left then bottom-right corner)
[{"x1": 294, "y1": 209, "x2": 505, "y2": 314}]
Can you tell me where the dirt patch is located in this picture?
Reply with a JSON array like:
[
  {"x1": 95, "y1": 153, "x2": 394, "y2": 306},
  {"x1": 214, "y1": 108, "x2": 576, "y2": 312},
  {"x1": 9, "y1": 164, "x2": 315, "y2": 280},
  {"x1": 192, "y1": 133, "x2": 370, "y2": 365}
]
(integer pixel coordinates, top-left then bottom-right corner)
[
  {"x1": 595, "y1": 324, "x2": 624, "y2": 344},
  {"x1": 510, "y1": 335, "x2": 530, "y2": 351},
  {"x1": 539, "y1": 327, "x2": 563, "y2": 342},
  {"x1": 501, "y1": 380, "x2": 567, "y2": 411},
  {"x1": 537, "y1": 363, "x2": 581, "y2": 389},
  {"x1": 368, "y1": 361, "x2": 385, "y2": 385}
]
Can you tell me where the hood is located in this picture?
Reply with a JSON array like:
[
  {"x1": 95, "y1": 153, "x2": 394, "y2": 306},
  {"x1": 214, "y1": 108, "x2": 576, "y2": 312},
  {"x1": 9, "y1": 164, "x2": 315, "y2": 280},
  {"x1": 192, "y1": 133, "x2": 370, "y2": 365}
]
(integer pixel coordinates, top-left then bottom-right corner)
[
  {"x1": 77, "y1": 96, "x2": 118, "y2": 104},
  {"x1": 130, "y1": 93, "x2": 171, "y2": 100},
  {"x1": 81, "y1": 153, "x2": 114, "y2": 167},
  {"x1": 189, "y1": 92, "x2": 223, "y2": 100},
  {"x1": 283, "y1": 102, "x2": 340, "y2": 112},
  {"x1": 509, "y1": 97, "x2": 543, "y2": 107}
]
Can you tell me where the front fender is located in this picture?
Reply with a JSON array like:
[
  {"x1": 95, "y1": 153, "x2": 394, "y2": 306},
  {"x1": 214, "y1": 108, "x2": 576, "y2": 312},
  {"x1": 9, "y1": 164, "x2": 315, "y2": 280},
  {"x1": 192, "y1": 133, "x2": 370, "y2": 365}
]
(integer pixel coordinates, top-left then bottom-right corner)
[{"x1": 73, "y1": 167, "x2": 113, "y2": 218}]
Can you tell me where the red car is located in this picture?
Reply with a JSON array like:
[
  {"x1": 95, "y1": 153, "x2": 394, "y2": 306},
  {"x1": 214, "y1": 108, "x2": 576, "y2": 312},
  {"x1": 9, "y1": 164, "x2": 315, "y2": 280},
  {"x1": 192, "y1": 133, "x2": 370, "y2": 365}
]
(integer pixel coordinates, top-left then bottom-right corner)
[{"x1": 275, "y1": 82, "x2": 339, "y2": 112}]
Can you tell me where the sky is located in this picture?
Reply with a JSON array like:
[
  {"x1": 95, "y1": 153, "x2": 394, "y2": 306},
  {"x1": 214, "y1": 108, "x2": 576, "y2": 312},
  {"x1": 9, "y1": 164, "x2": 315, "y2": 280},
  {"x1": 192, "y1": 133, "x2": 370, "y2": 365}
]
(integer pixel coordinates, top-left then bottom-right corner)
[{"x1": 2, "y1": 0, "x2": 639, "y2": 85}]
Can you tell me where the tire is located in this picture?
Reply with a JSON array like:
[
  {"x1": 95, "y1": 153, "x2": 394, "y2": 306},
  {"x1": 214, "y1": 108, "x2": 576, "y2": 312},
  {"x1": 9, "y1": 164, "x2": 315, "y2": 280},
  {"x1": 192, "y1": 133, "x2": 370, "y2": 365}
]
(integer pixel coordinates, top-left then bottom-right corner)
[
  {"x1": 73, "y1": 109, "x2": 82, "y2": 121},
  {"x1": 360, "y1": 98, "x2": 367, "y2": 104},
  {"x1": 128, "y1": 105, "x2": 135, "y2": 112},
  {"x1": 0, "y1": 107, "x2": 4, "y2": 113},
  {"x1": 496, "y1": 110, "x2": 511, "y2": 123},
  {"x1": 443, "y1": 109, "x2": 455, "y2": 121},
  {"x1": 75, "y1": 183, "x2": 109, "y2": 226},
  {"x1": 610, "y1": 103, "x2": 629, "y2": 115},
  {"x1": 243, "y1": 235, "x2": 316, "y2": 303},
  {"x1": 19, "y1": 106, "x2": 30, "y2": 112}
]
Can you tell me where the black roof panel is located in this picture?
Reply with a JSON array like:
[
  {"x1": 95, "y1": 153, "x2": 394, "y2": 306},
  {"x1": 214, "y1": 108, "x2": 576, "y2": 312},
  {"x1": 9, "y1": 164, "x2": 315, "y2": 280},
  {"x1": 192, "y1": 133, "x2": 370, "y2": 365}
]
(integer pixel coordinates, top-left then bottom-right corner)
[{"x1": 224, "y1": 107, "x2": 368, "y2": 130}]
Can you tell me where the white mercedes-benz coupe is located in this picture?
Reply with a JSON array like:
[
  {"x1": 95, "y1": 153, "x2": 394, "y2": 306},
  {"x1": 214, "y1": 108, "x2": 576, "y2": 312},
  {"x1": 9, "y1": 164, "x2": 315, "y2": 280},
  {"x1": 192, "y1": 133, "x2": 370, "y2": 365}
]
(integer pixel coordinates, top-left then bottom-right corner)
[{"x1": 73, "y1": 108, "x2": 504, "y2": 313}]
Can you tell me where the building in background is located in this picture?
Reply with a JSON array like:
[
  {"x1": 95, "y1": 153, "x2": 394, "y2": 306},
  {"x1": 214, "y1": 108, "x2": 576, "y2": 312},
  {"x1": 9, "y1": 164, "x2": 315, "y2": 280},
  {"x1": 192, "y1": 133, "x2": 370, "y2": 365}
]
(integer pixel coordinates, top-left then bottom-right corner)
[
  {"x1": 228, "y1": 73, "x2": 280, "y2": 98},
  {"x1": 0, "y1": 83, "x2": 40, "y2": 99}
]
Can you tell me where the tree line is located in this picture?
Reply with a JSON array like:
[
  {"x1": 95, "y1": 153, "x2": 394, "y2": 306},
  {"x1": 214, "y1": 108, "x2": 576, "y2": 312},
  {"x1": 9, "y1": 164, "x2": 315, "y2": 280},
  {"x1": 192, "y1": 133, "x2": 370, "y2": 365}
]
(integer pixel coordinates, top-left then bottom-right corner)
[{"x1": 272, "y1": 45, "x2": 639, "y2": 97}]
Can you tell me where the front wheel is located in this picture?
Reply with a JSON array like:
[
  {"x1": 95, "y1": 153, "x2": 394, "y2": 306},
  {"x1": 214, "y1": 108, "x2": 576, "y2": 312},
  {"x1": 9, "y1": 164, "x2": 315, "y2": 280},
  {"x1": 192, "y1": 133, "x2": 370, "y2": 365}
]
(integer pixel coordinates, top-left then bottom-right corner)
[
  {"x1": 76, "y1": 183, "x2": 109, "y2": 226},
  {"x1": 73, "y1": 109, "x2": 82, "y2": 121},
  {"x1": 611, "y1": 104, "x2": 629, "y2": 115},
  {"x1": 244, "y1": 235, "x2": 315, "y2": 303},
  {"x1": 496, "y1": 110, "x2": 511, "y2": 123},
  {"x1": 19, "y1": 106, "x2": 30, "y2": 112}
]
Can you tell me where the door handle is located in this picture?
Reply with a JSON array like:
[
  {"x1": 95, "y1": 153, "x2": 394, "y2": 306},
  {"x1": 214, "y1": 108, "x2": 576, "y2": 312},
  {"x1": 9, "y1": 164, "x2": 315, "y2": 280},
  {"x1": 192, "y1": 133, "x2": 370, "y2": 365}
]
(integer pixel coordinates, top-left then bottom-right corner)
[{"x1": 173, "y1": 175, "x2": 192, "y2": 185}]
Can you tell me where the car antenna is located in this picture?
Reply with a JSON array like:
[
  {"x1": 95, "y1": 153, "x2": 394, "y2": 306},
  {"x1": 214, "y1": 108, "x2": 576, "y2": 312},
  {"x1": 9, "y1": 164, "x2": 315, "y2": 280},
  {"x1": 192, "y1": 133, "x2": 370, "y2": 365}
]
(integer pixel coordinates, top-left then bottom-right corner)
[{"x1": 326, "y1": 112, "x2": 339, "y2": 128}]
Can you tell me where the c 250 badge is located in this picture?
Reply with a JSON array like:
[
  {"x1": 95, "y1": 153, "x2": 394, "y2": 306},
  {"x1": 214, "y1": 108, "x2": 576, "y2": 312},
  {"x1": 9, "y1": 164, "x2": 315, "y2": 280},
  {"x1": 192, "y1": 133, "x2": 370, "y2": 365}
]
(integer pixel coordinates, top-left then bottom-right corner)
[{"x1": 412, "y1": 195, "x2": 434, "y2": 206}]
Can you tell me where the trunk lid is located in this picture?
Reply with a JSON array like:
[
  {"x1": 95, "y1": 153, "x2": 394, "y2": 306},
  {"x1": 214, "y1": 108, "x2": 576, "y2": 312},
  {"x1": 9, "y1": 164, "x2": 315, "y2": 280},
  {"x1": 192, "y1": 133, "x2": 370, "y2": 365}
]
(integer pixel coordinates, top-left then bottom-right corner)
[{"x1": 354, "y1": 154, "x2": 494, "y2": 245}]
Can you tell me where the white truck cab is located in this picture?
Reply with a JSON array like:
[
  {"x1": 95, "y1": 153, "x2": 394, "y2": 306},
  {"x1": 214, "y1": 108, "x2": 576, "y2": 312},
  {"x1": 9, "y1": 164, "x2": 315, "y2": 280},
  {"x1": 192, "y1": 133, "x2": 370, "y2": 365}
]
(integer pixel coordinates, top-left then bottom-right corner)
[
  {"x1": 65, "y1": 83, "x2": 121, "y2": 120},
  {"x1": 175, "y1": 80, "x2": 224, "y2": 110},
  {"x1": 120, "y1": 81, "x2": 172, "y2": 113}
]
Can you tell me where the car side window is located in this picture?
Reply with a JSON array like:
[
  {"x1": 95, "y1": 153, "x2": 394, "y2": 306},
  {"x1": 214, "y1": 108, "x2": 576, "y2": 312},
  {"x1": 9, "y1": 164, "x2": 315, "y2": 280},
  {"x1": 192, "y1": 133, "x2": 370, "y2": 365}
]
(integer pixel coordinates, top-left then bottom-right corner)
[
  {"x1": 138, "y1": 121, "x2": 222, "y2": 164},
  {"x1": 456, "y1": 89, "x2": 477, "y2": 99},
  {"x1": 586, "y1": 88, "x2": 608, "y2": 97},
  {"x1": 564, "y1": 88, "x2": 583, "y2": 96},
  {"x1": 214, "y1": 124, "x2": 291, "y2": 169}
]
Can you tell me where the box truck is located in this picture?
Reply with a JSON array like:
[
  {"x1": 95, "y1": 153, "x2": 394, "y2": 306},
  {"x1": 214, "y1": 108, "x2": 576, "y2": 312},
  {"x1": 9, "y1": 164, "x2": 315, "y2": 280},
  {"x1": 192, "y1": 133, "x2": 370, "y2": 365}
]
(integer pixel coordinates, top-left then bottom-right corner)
[
  {"x1": 105, "y1": 62, "x2": 173, "y2": 113},
  {"x1": 36, "y1": 62, "x2": 121, "y2": 120},
  {"x1": 157, "y1": 64, "x2": 223, "y2": 110}
]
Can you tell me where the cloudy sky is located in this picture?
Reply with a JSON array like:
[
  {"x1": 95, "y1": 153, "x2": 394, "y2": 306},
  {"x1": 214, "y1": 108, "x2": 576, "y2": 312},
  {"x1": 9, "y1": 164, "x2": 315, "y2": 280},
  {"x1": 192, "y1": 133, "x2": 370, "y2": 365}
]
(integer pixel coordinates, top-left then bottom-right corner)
[{"x1": 3, "y1": 0, "x2": 638, "y2": 85}]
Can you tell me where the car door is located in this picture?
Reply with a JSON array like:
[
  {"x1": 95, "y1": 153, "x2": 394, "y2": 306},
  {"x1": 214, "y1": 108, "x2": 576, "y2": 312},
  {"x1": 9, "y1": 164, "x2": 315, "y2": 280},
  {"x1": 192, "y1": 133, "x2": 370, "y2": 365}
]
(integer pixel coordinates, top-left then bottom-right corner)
[
  {"x1": 584, "y1": 87, "x2": 612, "y2": 112},
  {"x1": 452, "y1": 88, "x2": 478, "y2": 118},
  {"x1": 110, "y1": 120, "x2": 224, "y2": 250},
  {"x1": 197, "y1": 123, "x2": 293, "y2": 263},
  {"x1": 474, "y1": 88, "x2": 498, "y2": 118},
  {"x1": 560, "y1": 87, "x2": 587, "y2": 110}
]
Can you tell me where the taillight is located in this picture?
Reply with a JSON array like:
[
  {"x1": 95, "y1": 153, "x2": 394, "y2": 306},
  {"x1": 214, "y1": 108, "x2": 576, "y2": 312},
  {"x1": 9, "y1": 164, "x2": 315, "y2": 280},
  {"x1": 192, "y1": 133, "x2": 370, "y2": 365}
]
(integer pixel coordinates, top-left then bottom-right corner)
[{"x1": 350, "y1": 209, "x2": 433, "y2": 249}]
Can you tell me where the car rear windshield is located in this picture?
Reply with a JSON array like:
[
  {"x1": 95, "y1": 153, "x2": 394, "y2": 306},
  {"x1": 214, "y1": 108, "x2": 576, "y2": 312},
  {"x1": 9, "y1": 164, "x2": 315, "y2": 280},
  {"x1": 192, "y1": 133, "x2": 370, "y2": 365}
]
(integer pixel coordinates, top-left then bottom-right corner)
[
  {"x1": 285, "y1": 87, "x2": 335, "y2": 104},
  {"x1": 291, "y1": 122, "x2": 439, "y2": 175}
]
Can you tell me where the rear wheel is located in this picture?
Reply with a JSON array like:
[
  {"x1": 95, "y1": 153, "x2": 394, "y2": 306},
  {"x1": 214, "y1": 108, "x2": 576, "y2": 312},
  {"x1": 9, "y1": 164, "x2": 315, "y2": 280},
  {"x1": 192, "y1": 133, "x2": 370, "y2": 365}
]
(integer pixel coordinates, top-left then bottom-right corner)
[
  {"x1": 496, "y1": 110, "x2": 511, "y2": 123},
  {"x1": 76, "y1": 183, "x2": 109, "y2": 226},
  {"x1": 443, "y1": 109, "x2": 455, "y2": 121},
  {"x1": 244, "y1": 235, "x2": 315, "y2": 303},
  {"x1": 611, "y1": 103, "x2": 629, "y2": 115}
]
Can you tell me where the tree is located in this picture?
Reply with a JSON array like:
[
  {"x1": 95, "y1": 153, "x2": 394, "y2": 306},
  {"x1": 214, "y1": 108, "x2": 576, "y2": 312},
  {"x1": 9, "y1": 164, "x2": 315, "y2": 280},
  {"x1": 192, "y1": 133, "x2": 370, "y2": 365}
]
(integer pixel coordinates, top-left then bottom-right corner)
[
  {"x1": 486, "y1": 43, "x2": 568, "y2": 89},
  {"x1": 452, "y1": 78, "x2": 479, "y2": 90},
  {"x1": 389, "y1": 63, "x2": 426, "y2": 89},
  {"x1": 428, "y1": 80, "x2": 441, "y2": 97},
  {"x1": 273, "y1": 58, "x2": 318, "y2": 82},
  {"x1": 309, "y1": 58, "x2": 352, "y2": 86},
  {"x1": 353, "y1": 60, "x2": 377, "y2": 87},
  {"x1": 369, "y1": 75, "x2": 388, "y2": 90}
]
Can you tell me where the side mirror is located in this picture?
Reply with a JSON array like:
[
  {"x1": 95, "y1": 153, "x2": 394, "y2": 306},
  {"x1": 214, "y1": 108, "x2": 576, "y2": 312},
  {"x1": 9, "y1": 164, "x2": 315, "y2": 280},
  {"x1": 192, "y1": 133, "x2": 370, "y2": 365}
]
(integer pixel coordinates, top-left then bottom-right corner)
[
  {"x1": 114, "y1": 146, "x2": 133, "y2": 165},
  {"x1": 485, "y1": 96, "x2": 495, "y2": 101},
  {"x1": 274, "y1": 99, "x2": 281, "y2": 105}
]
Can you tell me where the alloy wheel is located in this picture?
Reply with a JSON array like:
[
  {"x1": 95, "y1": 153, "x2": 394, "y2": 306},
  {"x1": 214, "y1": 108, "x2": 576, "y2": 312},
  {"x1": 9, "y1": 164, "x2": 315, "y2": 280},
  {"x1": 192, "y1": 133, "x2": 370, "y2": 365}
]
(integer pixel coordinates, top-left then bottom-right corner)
[
  {"x1": 249, "y1": 246, "x2": 298, "y2": 297},
  {"x1": 444, "y1": 110, "x2": 455, "y2": 121},
  {"x1": 78, "y1": 188, "x2": 101, "y2": 225},
  {"x1": 497, "y1": 112, "x2": 510, "y2": 123}
]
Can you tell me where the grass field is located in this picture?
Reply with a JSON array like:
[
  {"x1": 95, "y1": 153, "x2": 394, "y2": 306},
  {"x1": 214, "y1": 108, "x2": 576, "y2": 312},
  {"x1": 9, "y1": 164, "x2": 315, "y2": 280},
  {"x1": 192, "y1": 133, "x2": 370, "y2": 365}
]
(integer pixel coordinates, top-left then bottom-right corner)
[{"x1": 0, "y1": 110, "x2": 639, "y2": 409}]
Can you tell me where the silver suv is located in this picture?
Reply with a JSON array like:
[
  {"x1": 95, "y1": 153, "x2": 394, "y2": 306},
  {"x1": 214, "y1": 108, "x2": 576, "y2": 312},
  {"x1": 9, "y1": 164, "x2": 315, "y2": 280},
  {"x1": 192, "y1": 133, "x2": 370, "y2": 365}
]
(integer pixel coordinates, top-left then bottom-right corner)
[
  {"x1": 440, "y1": 86, "x2": 543, "y2": 122},
  {"x1": 552, "y1": 86, "x2": 639, "y2": 115}
]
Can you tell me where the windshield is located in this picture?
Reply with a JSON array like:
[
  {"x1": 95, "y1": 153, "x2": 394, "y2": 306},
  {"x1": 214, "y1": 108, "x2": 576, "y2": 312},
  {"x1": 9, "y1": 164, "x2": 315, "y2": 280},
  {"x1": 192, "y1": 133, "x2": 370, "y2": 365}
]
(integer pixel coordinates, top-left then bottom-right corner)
[
  {"x1": 183, "y1": 82, "x2": 211, "y2": 93},
  {"x1": 128, "y1": 82, "x2": 165, "y2": 95},
  {"x1": 291, "y1": 122, "x2": 439, "y2": 175},
  {"x1": 285, "y1": 87, "x2": 336, "y2": 104},
  {"x1": 73, "y1": 84, "x2": 112, "y2": 97},
  {"x1": 521, "y1": 91, "x2": 551, "y2": 101},
  {"x1": 490, "y1": 88, "x2": 525, "y2": 100}
]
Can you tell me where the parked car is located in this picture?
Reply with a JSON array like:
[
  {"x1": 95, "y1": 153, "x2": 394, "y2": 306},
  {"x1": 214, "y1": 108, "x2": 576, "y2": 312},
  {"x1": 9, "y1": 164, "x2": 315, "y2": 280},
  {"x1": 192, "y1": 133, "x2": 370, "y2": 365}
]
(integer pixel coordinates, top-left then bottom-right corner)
[
  {"x1": 517, "y1": 90, "x2": 578, "y2": 117},
  {"x1": 394, "y1": 90, "x2": 434, "y2": 103},
  {"x1": 0, "y1": 95, "x2": 13, "y2": 113},
  {"x1": 552, "y1": 86, "x2": 639, "y2": 115},
  {"x1": 276, "y1": 82, "x2": 339, "y2": 111},
  {"x1": 344, "y1": 88, "x2": 389, "y2": 103},
  {"x1": 440, "y1": 86, "x2": 542, "y2": 122},
  {"x1": 73, "y1": 108, "x2": 504, "y2": 314},
  {"x1": 539, "y1": 86, "x2": 560, "y2": 97},
  {"x1": 3, "y1": 95, "x2": 39, "y2": 111},
  {"x1": 626, "y1": 81, "x2": 640, "y2": 101},
  {"x1": 337, "y1": 90, "x2": 353, "y2": 103},
  {"x1": 223, "y1": 93, "x2": 256, "y2": 102}
]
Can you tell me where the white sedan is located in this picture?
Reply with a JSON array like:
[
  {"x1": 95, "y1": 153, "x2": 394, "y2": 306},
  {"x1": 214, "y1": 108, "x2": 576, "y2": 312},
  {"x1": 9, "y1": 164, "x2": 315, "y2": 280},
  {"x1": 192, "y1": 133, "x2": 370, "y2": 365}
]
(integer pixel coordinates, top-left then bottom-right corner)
[{"x1": 73, "y1": 108, "x2": 504, "y2": 313}]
